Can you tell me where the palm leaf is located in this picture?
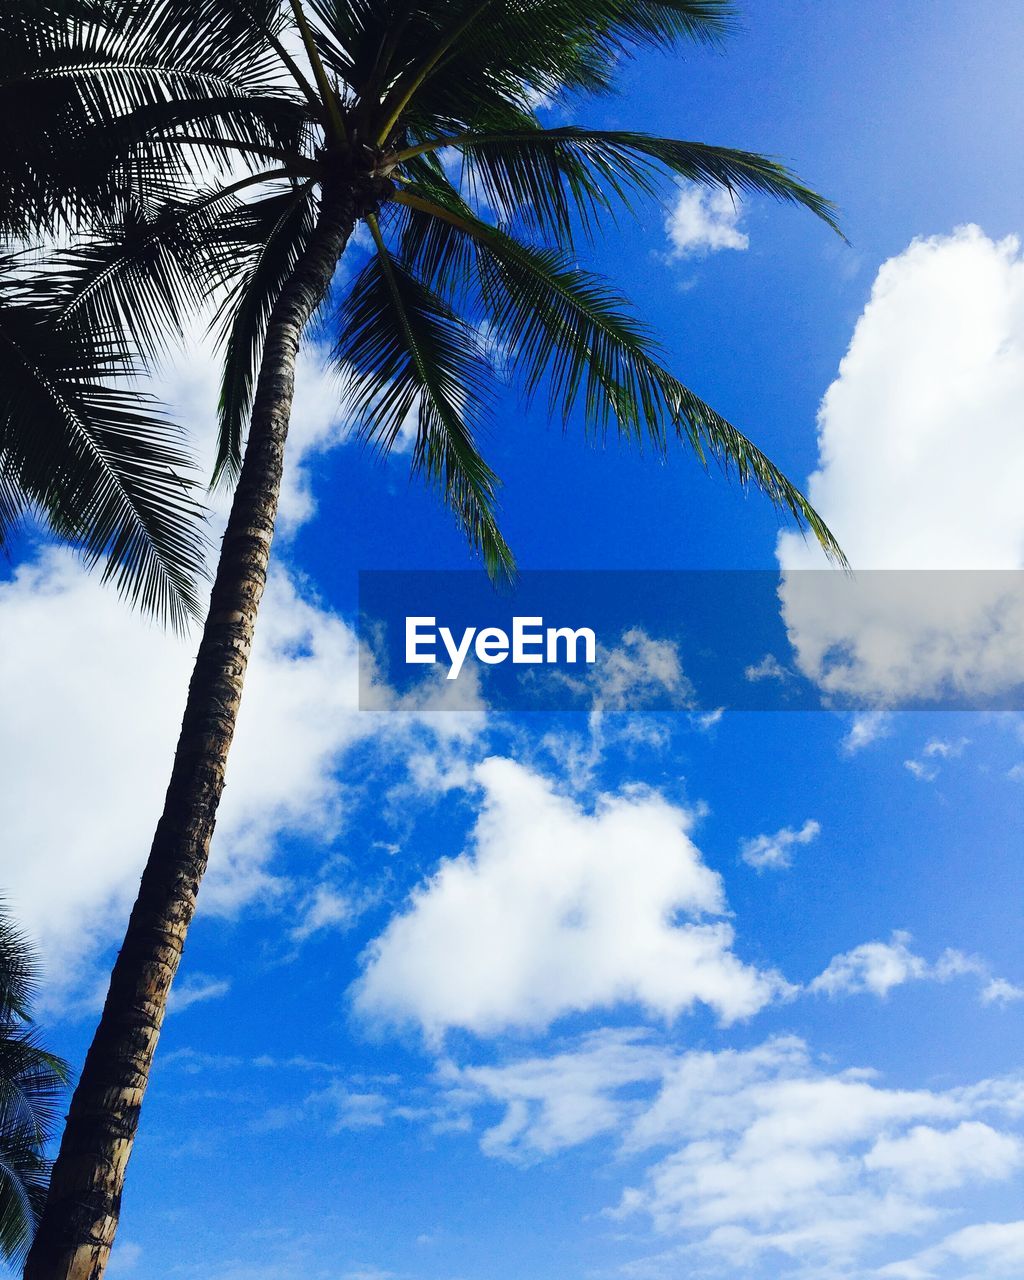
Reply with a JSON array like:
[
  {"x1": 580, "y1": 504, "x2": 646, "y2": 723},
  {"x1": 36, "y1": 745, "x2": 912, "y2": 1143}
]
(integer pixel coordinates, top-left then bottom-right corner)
[
  {"x1": 368, "y1": 1, "x2": 735, "y2": 144},
  {"x1": 394, "y1": 186, "x2": 844, "y2": 562},
  {"x1": 335, "y1": 217, "x2": 513, "y2": 578},
  {"x1": 0, "y1": 255, "x2": 209, "y2": 628},
  {"x1": 0, "y1": 903, "x2": 69, "y2": 1267},
  {"x1": 393, "y1": 126, "x2": 842, "y2": 242},
  {"x1": 55, "y1": 169, "x2": 294, "y2": 359},
  {"x1": 0, "y1": 0, "x2": 300, "y2": 235}
]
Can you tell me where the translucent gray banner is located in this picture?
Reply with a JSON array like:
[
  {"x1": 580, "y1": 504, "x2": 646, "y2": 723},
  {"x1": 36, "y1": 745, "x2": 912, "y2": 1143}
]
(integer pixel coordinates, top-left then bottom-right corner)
[{"x1": 357, "y1": 570, "x2": 1024, "y2": 712}]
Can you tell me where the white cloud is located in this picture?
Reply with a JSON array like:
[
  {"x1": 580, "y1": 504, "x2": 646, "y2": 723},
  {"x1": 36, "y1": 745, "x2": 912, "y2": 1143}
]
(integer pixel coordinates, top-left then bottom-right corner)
[
  {"x1": 353, "y1": 759, "x2": 790, "y2": 1040},
  {"x1": 981, "y1": 977, "x2": 1024, "y2": 1006},
  {"x1": 744, "y1": 653, "x2": 790, "y2": 683},
  {"x1": 544, "y1": 628, "x2": 691, "y2": 719},
  {"x1": 665, "y1": 184, "x2": 748, "y2": 257},
  {"x1": 290, "y1": 883, "x2": 358, "y2": 943},
  {"x1": 905, "y1": 758, "x2": 939, "y2": 783},
  {"x1": 593, "y1": 629, "x2": 692, "y2": 712},
  {"x1": 864, "y1": 1122, "x2": 1022, "y2": 1195},
  {"x1": 444, "y1": 1029, "x2": 1024, "y2": 1274},
  {"x1": 881, "y1": 1220, "x2": 1024, "y2": 1279},
  {"x1": 0, "y1": 547, "x2": 477, "y2": 1011},
  {"x1": 739, "y1": 818, "x2": 820, "y2": 871},
  {"x1": 781, "y1": 227, "x2": 1024, "y2": 574},
  {"x1": 310, "y1": 1082, "x2": 390, "y2": 1132},
  {"x1": 167, "y1": 973, "x2": 232, "y2": 1014},
  {"x1": 779, "y1": 569, "x2": 1024, "y2": 709},
  {"x1": 810, "y1": 931, "x2": 929, "y2": 998},
  {"x1": 440, "y1": 1028, "x2": 671, "y2": 1161},
  {"x1": 692, "y1": 706, "x2": 725, "y2": 732},
  {"x1": 776, "y1": 227, "x2": 1024, "y2": 709},
  {"x1": 619, "y1": 1063, "x2": 1012, "y2": 1269},
  {"x1": 904, "y1": 737, "x2": 971, "y2": 783},
  {"x1": 536, "y1": 630, "x2": 691, "y2": 789},
  {"x1": 810, "y1": 932, "x2": 1020, "y2": 1005},
  {"x1": 841, "y1": 709, "x2": 893, "y2": 754},
  {"x1": 922, "y1": 737, "x2": 970, "y2": 759}
]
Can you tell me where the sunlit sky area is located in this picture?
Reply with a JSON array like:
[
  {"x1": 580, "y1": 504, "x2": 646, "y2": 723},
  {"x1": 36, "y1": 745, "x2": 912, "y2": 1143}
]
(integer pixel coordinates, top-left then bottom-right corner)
[{"x1": 3, "y1": 2, "x2": 1024, "y2": 1278}]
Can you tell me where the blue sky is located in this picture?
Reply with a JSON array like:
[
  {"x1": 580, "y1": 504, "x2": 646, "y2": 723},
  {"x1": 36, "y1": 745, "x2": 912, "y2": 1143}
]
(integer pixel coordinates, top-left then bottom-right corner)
[{"x1": 3, "y1": 3, "x2": 1024, "y2": 1278}]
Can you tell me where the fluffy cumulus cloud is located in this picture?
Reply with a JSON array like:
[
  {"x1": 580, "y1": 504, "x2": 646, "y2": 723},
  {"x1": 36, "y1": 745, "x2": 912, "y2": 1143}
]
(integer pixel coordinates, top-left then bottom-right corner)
[
  {"x1": 665, "y1": 183, "x2": 748, "y2": 257},
  {"x1": 0, "y1": 544, "x2": 479, "y2": 1010},
  {"x1": 739, "y1": 818, "x2": 820, "y2": 871},
  {"x1": 777, "y1": 227, "x2": 1024, "y2": 706},
  {"x1": 353, "y1": 758, "x2": 790, "y2": 1039},
  {"x1": 810, "y1": 931, "x2": 1023, "y2": 1005},
  {"x1": 811, "y1": 931, "x2": 929, "y2": 998},
  {"x1": 864, "y1": 1122, "x2": 1022, "y2": 1196},
  {"x1": 0, "y1": 551, "x2": 355, "y2": 1001},
  {"x1": 444, "y1": 1029, "x2": 1024, "y2": 1275}
]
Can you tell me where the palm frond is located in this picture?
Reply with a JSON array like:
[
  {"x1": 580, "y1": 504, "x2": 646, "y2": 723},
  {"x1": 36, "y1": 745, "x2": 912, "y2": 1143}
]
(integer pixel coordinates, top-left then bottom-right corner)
[
  {"x1": 335, "y1": 217, "x2": 513, "y2": 579},
  {"x1": 306, "y1": 0, "x2": 415, "y2": 103},
  {"x1": 55, "y1": 169, "x2": 293, "y2": 359},
  {"x1": 0, "y1": 0, "x2": 301, "y2": 235},
  {"x1": 0, "y1": 914, "x2": 37, "y2": 1025},
  {"x1": 0, "y1": 902, "x2": 70, "y2": 1267},
  {"x1": 0, "y1": 255, "x2": 209, "y2": 628},
  {"x1": 393, "y1": 186, "x2": 844, "y2": 563},
  {"x1": 394, "y1": 127, "x2": 842, "y2": 241},
  {"x1": 366, "y1": 1, "x2": 735, "y2": 145}
]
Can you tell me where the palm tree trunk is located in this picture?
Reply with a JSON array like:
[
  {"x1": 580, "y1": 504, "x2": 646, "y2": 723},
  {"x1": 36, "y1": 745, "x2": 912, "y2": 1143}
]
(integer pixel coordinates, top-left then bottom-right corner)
[{"x1": 24, "y1": 178, "x2": 361, "y2": 1280}]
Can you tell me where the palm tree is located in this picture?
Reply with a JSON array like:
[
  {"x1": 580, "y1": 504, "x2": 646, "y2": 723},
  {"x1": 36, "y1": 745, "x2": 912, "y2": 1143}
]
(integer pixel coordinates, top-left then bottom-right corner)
[
  {"x1": 0, "y1": 250, "x2": 207, "y2": 628},
  {"x1": 0, "y1": 905, "x2": 69, "y2": 1269},
  {"x1": 12, "y1": 2, "x2": 844, "y2": 1276}
]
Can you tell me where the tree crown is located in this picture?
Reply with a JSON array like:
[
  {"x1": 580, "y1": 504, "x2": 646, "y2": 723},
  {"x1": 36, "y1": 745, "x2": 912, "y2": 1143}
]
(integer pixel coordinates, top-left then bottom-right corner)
[{"x1": 4, "y1": 0, "x2": 846, "y2": 579}]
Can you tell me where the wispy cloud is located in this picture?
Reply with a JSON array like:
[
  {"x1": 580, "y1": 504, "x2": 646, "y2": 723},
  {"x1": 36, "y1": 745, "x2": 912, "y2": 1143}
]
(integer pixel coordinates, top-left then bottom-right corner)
[
  {"x1": 905, "y1": 736, "x2": 971, "y2": 782},
  {"x1": 841, "y1": 710, "x2": 893, "y2": 754},
  {"x1": 744, "y1": 653, "x2": 791, "y2": 683},
  {"x1": 441, "y1": 1028, "x2": 1024, "y2": 1274},
  {"x1": 739, "y1": 818, "x2": 821, "y2": 871},
  {"x1": 168, "y1": 974, "x2": 232, "y2": 1014}
]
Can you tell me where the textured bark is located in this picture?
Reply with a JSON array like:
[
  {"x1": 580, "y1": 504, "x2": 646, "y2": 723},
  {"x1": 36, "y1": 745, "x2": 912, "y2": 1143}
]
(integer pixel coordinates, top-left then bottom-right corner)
[{"x1": 24, "y1": 176, "x2": 371, "y2": 1280}]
